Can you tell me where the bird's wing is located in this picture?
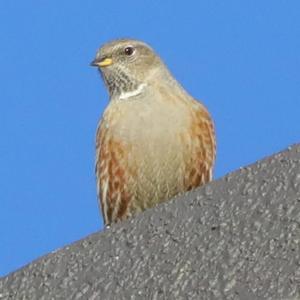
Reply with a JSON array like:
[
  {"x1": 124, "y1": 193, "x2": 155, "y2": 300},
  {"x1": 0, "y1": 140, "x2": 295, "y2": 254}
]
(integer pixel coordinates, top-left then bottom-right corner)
[
  {"x1": 183, "y1": 100, "x2": 216, "y2": 191},
  {"x1": 95, "y1": 120, "x2": 133, "y2": 226}
]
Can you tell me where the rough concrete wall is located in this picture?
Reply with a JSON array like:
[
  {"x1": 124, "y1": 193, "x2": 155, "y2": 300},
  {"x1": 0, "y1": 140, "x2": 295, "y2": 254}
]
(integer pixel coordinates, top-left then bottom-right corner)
[{"x1": 1, "y1": 144, "x2": 300, "y2": 300}]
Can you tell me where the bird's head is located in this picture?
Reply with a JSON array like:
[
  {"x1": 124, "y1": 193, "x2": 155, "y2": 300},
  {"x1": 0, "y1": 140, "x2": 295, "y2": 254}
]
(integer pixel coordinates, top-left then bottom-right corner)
[{"x1": 91, "y1": 39, "x2": 163, "y2": 98}]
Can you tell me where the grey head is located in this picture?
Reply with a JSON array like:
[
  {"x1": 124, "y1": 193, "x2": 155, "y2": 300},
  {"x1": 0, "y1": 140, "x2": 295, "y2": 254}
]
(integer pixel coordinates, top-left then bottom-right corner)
[{"x1": 91, "y1": 39, "x2": 168, "y2": 98}]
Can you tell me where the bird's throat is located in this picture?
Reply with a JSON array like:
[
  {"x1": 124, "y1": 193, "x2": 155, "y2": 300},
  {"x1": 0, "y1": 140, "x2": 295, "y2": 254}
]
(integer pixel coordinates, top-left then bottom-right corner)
[{"x1": 101, "y1": 67, "x2": 145, "y2": 100}]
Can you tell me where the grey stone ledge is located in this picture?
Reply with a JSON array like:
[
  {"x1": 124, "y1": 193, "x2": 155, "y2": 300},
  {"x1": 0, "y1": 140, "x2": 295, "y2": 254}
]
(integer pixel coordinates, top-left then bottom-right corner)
[{"x1": 1, "y1": 144, "x2": 300, "y2": 300}]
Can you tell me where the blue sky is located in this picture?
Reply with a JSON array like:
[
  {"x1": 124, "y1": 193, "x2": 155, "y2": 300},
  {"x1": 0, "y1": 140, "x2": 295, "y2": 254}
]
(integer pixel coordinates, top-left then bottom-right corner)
[{"x1": 1, "y1": 1, "x2": 299, "y2": 276}]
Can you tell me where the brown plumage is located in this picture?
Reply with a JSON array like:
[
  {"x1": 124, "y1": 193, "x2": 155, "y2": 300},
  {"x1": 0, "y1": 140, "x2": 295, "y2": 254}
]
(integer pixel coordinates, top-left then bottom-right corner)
[{"x1": 91, "y1": 39, "x2": 216, "y2": 226}]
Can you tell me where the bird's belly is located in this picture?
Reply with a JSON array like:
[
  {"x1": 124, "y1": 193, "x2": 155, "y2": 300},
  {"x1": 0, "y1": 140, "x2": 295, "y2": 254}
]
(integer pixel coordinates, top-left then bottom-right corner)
[{"x1": 125, "y1": 128, "x2": 187, "y2": 212}]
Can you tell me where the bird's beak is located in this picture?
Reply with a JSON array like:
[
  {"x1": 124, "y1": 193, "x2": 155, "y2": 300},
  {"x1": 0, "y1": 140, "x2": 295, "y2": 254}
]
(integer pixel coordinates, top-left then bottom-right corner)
[{"x1": 90, "y1": 57, "x2": 113, "y2": 68}]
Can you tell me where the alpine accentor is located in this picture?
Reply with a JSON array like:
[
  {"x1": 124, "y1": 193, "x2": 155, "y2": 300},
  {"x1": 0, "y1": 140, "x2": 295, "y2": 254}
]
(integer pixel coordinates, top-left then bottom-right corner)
[{"x1": 91, "y1": 39, "x2": 216, "y2": 226}]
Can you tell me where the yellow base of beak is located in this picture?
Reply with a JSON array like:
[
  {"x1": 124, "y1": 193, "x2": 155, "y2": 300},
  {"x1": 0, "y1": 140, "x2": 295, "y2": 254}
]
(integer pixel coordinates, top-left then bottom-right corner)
[{"x1": 98, "y1": 58, "x2": 113, "y2": 67}]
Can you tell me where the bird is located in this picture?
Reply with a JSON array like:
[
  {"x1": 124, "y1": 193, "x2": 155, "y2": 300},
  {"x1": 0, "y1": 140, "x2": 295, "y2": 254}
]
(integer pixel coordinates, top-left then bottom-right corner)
[{"x1": 91, "y1": 39, "x2": 216, "y2": 226}]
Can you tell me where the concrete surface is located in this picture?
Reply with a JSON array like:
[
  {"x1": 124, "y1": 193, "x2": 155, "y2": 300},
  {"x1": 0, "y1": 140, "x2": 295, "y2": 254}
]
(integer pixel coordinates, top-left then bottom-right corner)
[{"x1": 1, "y1": 144, "x2": 300, "y2": 300}]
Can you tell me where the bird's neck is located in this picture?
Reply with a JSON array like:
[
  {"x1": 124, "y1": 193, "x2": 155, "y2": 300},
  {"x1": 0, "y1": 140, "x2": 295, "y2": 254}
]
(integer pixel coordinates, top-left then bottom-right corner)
[
  {"x1": 105, "y1": 64, "x2": 188, "y2": 101},
  {"x1": 117, "y1": 83, "x2": 147, "y2": 100},
  {"x1": 148, "y1": 63, "x2": 190, "y2": 99}
]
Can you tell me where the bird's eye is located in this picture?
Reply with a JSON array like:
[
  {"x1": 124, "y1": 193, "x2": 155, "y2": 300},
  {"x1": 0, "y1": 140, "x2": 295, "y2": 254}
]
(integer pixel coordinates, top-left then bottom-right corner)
[{"x1": 124, "y1": 46, "x2": 135, "y2": 56}]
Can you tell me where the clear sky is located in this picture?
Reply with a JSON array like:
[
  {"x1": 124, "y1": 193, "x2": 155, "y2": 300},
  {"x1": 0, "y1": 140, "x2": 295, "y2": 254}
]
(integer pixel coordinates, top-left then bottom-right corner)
[{"x1": 1, "y1": 1, "x2": 299, "y2": 276}]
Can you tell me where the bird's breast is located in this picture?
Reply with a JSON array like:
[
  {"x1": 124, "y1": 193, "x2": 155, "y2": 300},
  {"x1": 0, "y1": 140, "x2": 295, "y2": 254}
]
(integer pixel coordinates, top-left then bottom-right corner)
[
  {"x1": 103, "y1": 92, "x2": 190, "y2": 143},
  {"x1": 101, "y1": 95, "x2": 192, "y2": 199}
]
